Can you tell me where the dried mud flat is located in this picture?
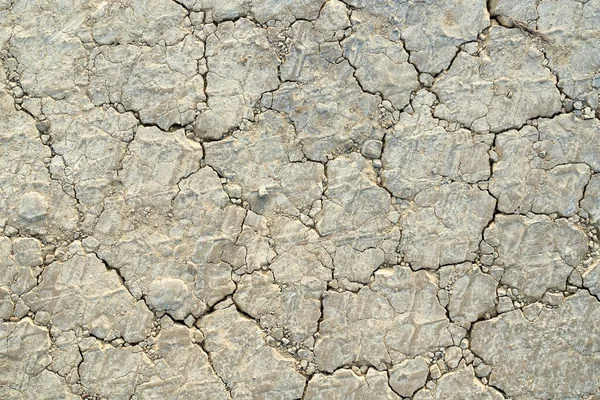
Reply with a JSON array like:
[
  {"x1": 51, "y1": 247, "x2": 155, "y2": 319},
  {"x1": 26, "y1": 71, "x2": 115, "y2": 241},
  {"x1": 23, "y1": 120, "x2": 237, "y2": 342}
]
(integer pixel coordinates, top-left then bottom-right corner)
[{"x1": 1, "y1": 0, "x2": 600, "y2": 399}]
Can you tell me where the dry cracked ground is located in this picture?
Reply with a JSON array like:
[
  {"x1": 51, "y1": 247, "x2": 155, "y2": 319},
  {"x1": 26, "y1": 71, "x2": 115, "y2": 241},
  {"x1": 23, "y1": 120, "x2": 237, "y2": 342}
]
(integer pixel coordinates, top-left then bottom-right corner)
[{"x1": 1, "y1": 0, "x2": 600, "y2": 399}]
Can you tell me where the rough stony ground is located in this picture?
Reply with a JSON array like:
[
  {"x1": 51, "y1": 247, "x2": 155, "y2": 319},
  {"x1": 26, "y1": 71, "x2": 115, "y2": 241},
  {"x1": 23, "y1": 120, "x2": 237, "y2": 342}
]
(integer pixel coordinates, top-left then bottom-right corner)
[{"x1": 1, "y1": 0, "x2": 600, "y2": 399}]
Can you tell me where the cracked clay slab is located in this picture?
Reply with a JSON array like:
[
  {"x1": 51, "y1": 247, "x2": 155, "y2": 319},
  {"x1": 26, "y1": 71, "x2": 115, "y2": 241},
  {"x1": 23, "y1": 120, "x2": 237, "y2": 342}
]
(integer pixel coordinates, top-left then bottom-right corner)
[{"x1": 1, "y1": 0, "x2": 600, "y2": 399}]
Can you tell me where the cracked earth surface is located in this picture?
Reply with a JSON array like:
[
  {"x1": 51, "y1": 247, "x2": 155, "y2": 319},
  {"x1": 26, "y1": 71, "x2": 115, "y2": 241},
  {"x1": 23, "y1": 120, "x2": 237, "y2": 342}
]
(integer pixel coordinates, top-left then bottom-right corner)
[{"x1": 1, "y1": 0, "x2": 600, "y2": 399}]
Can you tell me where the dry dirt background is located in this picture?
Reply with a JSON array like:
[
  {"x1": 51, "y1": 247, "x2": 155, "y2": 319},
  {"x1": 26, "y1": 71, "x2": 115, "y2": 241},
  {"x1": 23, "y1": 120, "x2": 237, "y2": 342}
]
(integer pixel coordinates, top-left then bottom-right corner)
[{"x1": 1, "y1": 0, "x2": 600, "y2": 399}]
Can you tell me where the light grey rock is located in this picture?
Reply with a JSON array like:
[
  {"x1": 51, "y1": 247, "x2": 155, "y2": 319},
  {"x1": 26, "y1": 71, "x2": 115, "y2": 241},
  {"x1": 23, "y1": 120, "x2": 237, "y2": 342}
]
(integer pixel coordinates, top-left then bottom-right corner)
[
  {"x1": 269, "y1": 214, "x2": 321, "y2": 254},
  {"x1": 316, "y1": 154, "x2": 395, "y2": 251},
  {"x1": 6, "y1": 1, "x2": 90, "y2": 101},
  {"x1": 388, "y1": 356, "x2": 429, "y2": 397},
  {"x1": 120, "y1": 126, "x2": 203, "y2": 211},
  {"x1": 490, "y1": 121, "x2": 593, "y2": 216},
  {"x1": 581, "y1": 174, "x2": 600, "y2": 223},
  {"x1": 272, "y1": 8, "x2": 384, "y2": 162},
  {"x1": 496, "y1": 296, "x2": 514, "y2": 314},
  {"x1": 23, "y1": 241, "x2": 154, "y2": 343},
  {"x1": 333, "y1": 245, "x2": 384, "y2": 284},
  {"x1": 535, "y1": 114, "x2": 600, "y2": 173},
  {"x1": 360, "y1": 139, "x2": 384, "y2": 159},
  {"x1": 536, "y1": 0, "x2": 600, "y2": 102},
  {"x1": 0, "y1": 290, "x2": 13, "y2": 321},
  {"x1": 199, "y1": 306, "x2": 306, "y2": 399},
  {"x1": 489, "y1": 0, "x2": 538, "y2": 27},
  {"x1": 342, "y1": 13, "x2": 418, "y2": 110},
  {"x1": 583, "y1": 260, "x2": 600, "y2": 298},
  {"x1": 90, "y1": 0, "x2": 190, "y2": 46},
  {"x1": 0, "y1": 319, "x2": 76, "y2": 400},
  {"x1": 413, "y1": 387, "x2": 435, "y2": 400},
  {"x1": 232, "y1": 270, "x2": 281, "y2": 319},
  {"x1": 0, "y1": 237, "x2": 42, "y2": 310},
  {"x1": 444, "y1": 265, "x2": 498, "y2": 327},
  {"x1": 429, "y1": 364, "x2": 442, "y2": 380},
  {"x1": 234, "y1": 246, "x2": 331, "y2": 343},
  {"x1": 382, "y1": 126, "x2": 491, "y2": 200},
  {"x1": 432, "y1": 364, "x2": 504, "y2": 399},
  {"x1": 133, "y1": 320, "x2": 230, "y2": 399},
  {"x1": 48, "y1": 108, "x2": 135, "y2": 212},
  {"x1": 11, "y1": 237, "x2": 42, "y2": 268},
  {"x1": 94, "y1": 167, "x2": 244, "y2": 320},
  {"x1": 471, "y1": 291, "x2": 600, "y2": 399},
  {"x1": 399, "y1": 183, "x2": 496, "y2": 270},
  {"x1": 521, "y1": 302, "x2": 544, "y2": 322},
  {"x1": 89, "y1": 38, "x2": 205, "y2": 130},
  {"x1": 250, "y1": 0, "x2": 326, "y2": 24},
  {"x1": 0, "y1": 70, "x2": 78, "y2": 240},
  {"x1": 314, "y1": 266, "x2": 451, "y2": 372},
  {"x1": 180, "y1": 0, "x2": 251, "y2": 22},
  {"x1": 146, "y1": 278, "x2": 190, "y2": 315},
  {"x1": 17, "y1": 192, "x2": 48, "y2": 222},
  {"x1": 205, "y1": 111, "x2": 323, "y2": 217},
  {"x1": 433, "y1": 26, "x2": 561, "y2": 132},
  {"x1": 542, "y1": 291, "x2": 564, "y2": 307},
  {"x1": 306, "y1": 368, "x2": 400, "y2": 400},
  {"x1": 47, "y1": 330, "x2": 82, "y2": 378},
  {"x1": 195, "y1": 18, "x2": 280, "y2": 140},
  {"x1": 2, "y1": 0, "x2": 599, "y2": 396},
  {"x1": 79, "y1": 342, "x2": 153, "y2": 399},
  {"x1": 351, "y1": 0, "x2": 489, "y2": 74},
  {"x1": 444, "y1": 346, "x2": 463, "y2": 369},
  {"x1": 484, "y1": 214, "x2": 588, "y2": 300}
]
